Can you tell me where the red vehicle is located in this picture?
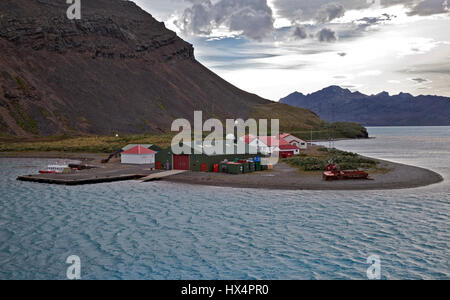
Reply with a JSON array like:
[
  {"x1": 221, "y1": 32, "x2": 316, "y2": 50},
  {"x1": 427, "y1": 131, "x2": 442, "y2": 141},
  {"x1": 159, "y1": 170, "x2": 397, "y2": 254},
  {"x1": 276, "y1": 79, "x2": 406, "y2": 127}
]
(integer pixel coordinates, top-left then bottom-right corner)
[{"x1": 323, "y1": 164, "x2": 369, "y2": 181}]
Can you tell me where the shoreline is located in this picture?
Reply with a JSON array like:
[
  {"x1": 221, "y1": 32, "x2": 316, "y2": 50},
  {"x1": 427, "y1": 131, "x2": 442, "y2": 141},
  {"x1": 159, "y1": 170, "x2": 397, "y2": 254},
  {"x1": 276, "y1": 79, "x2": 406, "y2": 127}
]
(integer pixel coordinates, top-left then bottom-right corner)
[
  {"x1": 163, "y1": 159, "x2": 444, "y2": 191},
  {"x1": 2, "y1": 151, "x2": 444, "y2": 191}
]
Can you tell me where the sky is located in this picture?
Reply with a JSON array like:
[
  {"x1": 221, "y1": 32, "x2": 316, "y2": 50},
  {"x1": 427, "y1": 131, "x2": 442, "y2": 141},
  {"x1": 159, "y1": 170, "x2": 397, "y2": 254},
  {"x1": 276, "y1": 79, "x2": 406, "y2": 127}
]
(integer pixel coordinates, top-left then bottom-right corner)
[{"x1": 133, "y1": 0, "x2": 450, "y2": 101}]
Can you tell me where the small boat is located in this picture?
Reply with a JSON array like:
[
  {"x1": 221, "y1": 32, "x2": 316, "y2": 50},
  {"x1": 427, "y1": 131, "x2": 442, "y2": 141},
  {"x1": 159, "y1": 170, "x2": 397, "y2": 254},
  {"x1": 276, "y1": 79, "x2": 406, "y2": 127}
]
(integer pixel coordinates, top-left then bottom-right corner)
[{"x1": 39, "y1": 163, "x2": 70, "y2": 174}]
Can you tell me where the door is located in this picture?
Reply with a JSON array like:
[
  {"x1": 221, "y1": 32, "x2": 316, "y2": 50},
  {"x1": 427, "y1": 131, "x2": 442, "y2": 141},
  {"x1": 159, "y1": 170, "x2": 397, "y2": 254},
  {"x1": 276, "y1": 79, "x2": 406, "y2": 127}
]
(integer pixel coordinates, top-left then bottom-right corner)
[{"x1": 173, "y1": 155, "x2": 190, "y2": 170}]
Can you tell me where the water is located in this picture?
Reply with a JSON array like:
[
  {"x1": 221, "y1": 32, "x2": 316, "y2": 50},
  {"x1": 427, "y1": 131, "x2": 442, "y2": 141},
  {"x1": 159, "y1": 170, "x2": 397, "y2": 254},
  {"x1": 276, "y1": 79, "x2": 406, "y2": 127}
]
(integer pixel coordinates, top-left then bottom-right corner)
[{"x1": 0, "y1": 127, "x2": 449, "y2": 280}]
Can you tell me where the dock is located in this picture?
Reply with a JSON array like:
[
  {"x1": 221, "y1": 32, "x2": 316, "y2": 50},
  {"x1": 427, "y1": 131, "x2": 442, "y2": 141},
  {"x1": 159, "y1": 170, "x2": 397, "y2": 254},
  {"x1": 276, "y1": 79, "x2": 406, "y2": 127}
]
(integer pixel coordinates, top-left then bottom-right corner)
[
  {"x1": 141, "y1": 170, "x2": 187, "y2": 182},
  {"x1": 17, "y1": 166, "x2": 154, "y2": 186}
]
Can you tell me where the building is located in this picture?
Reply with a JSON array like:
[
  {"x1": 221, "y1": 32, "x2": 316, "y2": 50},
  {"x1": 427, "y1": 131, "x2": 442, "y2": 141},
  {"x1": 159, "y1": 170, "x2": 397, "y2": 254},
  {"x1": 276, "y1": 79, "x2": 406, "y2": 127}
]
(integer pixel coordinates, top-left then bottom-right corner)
[
  {"x1": 280, "y1": 133, "x2": 308, "y2": 150},
  {"x1": 241, "y1": 135, "x2": 278, "y2": 155},
  {"x1": 155, "y1": 141, "x2": 261, "y2": 171},
  {"x1": 241, "y1": 135, "x2": 301, "y2": 156},
  {"x1": 278, "y1": 139, "x2": 300, "y2": 157},
  {"x1": 121, "y1": 145, "x2": 157, "y2": 165},
  {"x1": 122, "y1": 144, "x2": 154, "y2": 151}
]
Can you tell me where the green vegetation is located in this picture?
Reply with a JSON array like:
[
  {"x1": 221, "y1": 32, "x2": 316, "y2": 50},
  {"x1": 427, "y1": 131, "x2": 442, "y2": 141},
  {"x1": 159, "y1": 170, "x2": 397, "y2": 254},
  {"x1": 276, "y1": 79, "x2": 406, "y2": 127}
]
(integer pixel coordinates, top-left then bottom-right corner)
[
  {"x1": 156, "y1": 98, "x2": 167, "y2": 112},
  {"x1": 39, "y1": 107, "x2": 51, "y2": 118},
  {"x1": 284, "y1": 148, "x2": 378, "y2": 171},
  {"x1": 54, "y1": 112, "x2": 75, "y2": 132},
  {"x1": 290, "y1": 122, "x2": 368, "y2": 141},
  {"x1": 250, "y1": 103, "x2": 368, "y2": 140},
  {"x1": 0, "y1": 134, "x2": 176, "y2": 153},
  {"x1": 14, "y1": 76, "x2": 30, "y2": 94},
  {"x1": 250, "y1": 103, "x2": 324, "y2": 131},
  {"x1": 9, "y1": 102, "x2": 39, "y2": 135}
]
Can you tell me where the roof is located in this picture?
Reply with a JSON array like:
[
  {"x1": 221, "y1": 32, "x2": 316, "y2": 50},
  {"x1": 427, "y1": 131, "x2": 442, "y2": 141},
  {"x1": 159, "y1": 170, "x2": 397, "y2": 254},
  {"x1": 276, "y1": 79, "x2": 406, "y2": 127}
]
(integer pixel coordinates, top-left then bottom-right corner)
[
  {"x1": 122, "y1": 145, "x2": 157, "y2": 155},
  {"x1": 122, "y1": 144, "x2": 153, "y2": 151},
  {"x1": 279, "y1": 133, "x2": 306, "y2": 143},
  {"x1": 279, "y1": 137, "x2": 299, "y2": 150},
  {"x1": 169, "y1": 141, "x2": 260, "y2": 156},
  {"x1": 241, "y1": 134, "x2": 257, "y2": 144},
  {"x1": 258, "y1": 136, "x2": 280, "y2": 147}
]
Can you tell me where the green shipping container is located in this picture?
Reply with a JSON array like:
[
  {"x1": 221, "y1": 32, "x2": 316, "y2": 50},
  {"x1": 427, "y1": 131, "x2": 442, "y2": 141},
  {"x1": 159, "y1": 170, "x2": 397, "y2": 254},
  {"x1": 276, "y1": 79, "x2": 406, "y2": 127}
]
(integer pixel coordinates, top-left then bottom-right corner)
[
  {"x1": 242, "y1": 163, "x2": 250, "y2": 173},
  {"x1": 227, "y1": 163, "x2": 243, "y2": 174},
  {"x1": 220, "y1": 163, "x2": 228, "y2": 173}
]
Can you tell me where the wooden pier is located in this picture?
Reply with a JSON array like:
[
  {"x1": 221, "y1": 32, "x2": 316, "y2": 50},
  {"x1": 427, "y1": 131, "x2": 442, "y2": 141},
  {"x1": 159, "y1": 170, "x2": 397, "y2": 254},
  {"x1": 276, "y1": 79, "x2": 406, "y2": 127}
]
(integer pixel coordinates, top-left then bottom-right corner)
[{"x1": 141, "y1": 170, "x2": 187, "y2": 182}]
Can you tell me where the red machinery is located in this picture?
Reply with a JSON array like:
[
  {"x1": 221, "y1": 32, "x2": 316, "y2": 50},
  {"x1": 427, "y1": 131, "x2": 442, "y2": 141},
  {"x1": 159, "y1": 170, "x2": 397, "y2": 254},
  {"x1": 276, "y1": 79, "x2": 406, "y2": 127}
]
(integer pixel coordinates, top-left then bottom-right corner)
[{"x1": 323, "y1": 164, "x2": 369, "y2": 181}]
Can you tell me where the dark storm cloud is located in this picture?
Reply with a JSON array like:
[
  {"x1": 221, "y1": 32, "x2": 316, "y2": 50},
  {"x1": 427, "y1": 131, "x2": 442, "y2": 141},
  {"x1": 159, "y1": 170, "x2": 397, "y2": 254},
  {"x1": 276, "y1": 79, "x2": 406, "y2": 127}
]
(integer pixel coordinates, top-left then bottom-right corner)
[
  {"x1": 317, "y1": 28, "x2": 337, "y2": 42},
  {"x1": 272, "y1": 0, "x2": 448, "y2": 23},
  {"x1": 177, "y1": 0, "x2": 275, "y2": 41},
  {"x1": 293, "y1": 26, "x2": 308, "y2": 39},
  {"x1": 315, "y1": 3, "x2": 346, "y2": 23},
  {"x1": 272, "y1": 0, "x2": 367, "y2": 23}
]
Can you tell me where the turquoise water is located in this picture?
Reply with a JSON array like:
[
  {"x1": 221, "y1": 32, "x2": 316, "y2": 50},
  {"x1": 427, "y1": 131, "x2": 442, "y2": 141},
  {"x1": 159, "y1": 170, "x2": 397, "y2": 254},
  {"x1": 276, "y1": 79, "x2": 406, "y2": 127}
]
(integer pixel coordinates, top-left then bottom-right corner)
[{"x1": 0, "y1": 127, "x2": 449, "y2": 279}]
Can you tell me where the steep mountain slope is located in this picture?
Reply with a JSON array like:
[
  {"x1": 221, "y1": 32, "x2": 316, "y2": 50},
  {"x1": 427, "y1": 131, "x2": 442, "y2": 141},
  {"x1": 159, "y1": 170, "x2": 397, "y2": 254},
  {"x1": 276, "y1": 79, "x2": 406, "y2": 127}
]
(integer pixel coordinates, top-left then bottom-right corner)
[
  {"x1": 0, "y1": 0, "x2": 276, "y2": 137},
  {"x1": 280, "y1": 86, "x2": 450, "y2": 126}
]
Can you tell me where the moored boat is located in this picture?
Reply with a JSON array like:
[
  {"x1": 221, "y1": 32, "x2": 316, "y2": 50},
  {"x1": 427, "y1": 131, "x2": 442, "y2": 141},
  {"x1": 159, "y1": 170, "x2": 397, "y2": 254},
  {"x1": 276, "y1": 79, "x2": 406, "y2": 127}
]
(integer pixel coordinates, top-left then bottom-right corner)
[{"x1": 39, "y1": 163, "x2": 70, "y2": 174}]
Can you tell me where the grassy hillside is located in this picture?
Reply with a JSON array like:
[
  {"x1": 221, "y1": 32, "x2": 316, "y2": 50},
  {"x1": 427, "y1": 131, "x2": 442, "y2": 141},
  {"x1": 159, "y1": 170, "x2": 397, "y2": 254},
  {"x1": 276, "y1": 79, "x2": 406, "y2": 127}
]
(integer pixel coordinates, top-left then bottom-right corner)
[
  {"x1": 0, "y1": 134, "x2": 176, "y2": 154},
  {"x1": 0, "y1": 101, "x2": 369, "y2": 153}
]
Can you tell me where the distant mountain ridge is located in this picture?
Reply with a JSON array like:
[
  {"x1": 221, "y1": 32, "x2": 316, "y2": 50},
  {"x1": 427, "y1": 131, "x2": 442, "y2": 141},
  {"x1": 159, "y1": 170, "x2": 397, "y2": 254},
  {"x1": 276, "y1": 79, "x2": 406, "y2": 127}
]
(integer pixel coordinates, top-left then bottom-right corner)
[{"x1": 280, "y1": 86, "x2": 450, "y2": 126}]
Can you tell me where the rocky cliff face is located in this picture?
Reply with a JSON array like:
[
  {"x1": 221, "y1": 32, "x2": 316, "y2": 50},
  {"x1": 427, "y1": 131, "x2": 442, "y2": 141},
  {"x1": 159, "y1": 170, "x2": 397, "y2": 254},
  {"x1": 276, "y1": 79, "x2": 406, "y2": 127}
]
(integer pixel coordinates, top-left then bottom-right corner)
[{"x1": 0, "y1": 0, "x2": 268, "y2": 136}]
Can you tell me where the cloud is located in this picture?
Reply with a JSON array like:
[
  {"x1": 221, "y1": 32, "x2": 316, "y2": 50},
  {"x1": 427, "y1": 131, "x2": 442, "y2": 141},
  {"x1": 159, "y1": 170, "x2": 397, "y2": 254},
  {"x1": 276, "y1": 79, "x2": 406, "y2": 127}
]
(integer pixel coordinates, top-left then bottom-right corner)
[
  {"x1": 293, "y1": 26, "x2": 308, "y2": 39},
  {"x1": 408, "y1": 0, "x2": 450, "y2": 16},
  {"x1": 315, "y1": 3, "x2": 346, "y2": 23},
  {"x1": 177, "y1": 0, "x2": 275, "y2": 41},
  {"x1": 272, "y1": 0, "x2": 370, "y2": 23},
  {"x1": 317, "y1": 28, "x2": 337, "y2": 42},
  {"x1": 411, "y1": 77, "x2": 430, "y2": 83},
  {"x1": 271, "y1": 0, "x2": 448, "y2": 24}
]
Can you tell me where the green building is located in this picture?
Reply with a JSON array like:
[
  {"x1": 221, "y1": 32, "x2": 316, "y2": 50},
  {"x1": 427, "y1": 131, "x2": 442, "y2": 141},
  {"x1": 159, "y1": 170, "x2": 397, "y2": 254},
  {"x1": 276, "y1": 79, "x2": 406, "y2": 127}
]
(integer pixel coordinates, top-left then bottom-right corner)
[{"x1": 155, "y1": 141, "x2": 262, "y2": 172}]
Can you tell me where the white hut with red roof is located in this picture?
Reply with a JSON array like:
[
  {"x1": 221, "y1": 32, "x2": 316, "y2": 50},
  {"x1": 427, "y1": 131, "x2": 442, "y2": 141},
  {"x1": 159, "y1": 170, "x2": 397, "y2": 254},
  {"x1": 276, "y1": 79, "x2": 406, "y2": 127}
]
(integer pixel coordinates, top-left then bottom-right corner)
[{"x1": 121, "y1": 145, "x2": 157, "y2": 165}]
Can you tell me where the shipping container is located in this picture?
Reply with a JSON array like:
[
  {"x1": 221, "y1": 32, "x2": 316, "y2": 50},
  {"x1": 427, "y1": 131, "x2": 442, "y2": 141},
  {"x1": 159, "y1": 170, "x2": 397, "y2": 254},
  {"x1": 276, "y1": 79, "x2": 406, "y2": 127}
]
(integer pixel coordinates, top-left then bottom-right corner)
[{"x1": 226, "y1": 163, "x2": 243, "y2": 174}]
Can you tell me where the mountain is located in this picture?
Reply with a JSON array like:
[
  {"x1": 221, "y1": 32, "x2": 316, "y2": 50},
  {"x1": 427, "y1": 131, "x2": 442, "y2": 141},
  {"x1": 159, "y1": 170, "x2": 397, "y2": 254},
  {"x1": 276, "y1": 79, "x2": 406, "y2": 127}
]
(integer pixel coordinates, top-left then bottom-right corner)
[
  {"x1": 280, "y1": 86, "x2": 450, "y2": 126},
  {"x1": 0, "y1": 0, "x2": 332, "y2": 138}
]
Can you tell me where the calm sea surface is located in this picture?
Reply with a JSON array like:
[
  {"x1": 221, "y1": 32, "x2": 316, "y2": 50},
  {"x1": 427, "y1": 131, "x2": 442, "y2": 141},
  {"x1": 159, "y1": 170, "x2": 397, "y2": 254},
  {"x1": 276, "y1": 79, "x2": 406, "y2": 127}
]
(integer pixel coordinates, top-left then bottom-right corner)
[{"x1": 0, "y1": 127, "x2": 449, "y2": 279}]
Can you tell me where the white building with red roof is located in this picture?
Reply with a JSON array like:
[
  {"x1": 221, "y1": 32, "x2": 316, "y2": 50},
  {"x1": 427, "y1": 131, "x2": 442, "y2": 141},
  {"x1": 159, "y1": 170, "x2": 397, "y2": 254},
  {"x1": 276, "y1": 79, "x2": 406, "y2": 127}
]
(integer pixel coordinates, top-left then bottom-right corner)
[
  {"x1": 240, "y1": 135, "x2": 300, "y2": 156},
  {"x1": 280, "y1": 133, "x2": 308, "y2": 150},
  {"x1": 121, "y1": 145, "x2": 157, "y2": 165}
]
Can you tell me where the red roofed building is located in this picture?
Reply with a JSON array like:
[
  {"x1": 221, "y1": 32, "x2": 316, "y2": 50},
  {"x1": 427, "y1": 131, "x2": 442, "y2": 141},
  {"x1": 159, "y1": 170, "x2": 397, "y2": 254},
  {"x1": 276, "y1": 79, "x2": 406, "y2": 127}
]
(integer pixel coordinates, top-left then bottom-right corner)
[
  {"x1": 121, "y1": 145, "x2": 157, "y2": 165},
  {"x1": 278, "y1": 137, "x2": 300, "y2": 157},
  {"x1": 280, "y1": 133, "x2": 308, "y2": 150},
  {"x1": 241, "y1": 135, "x2": 300, "y2": 156}
]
